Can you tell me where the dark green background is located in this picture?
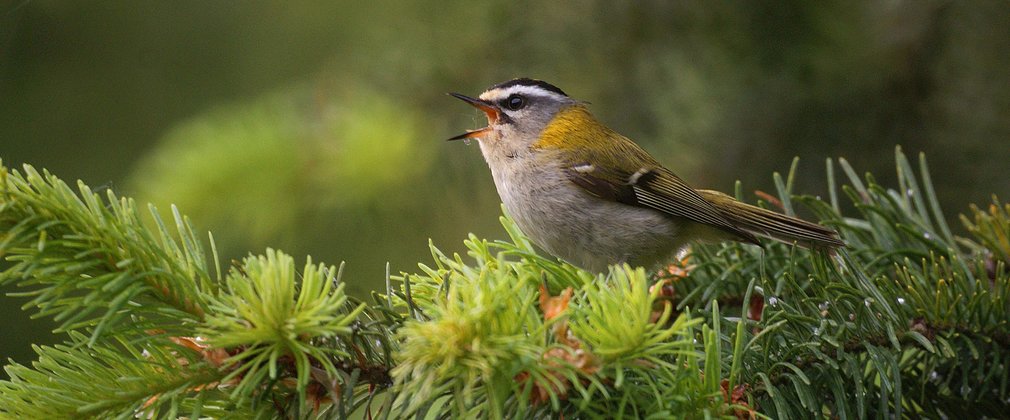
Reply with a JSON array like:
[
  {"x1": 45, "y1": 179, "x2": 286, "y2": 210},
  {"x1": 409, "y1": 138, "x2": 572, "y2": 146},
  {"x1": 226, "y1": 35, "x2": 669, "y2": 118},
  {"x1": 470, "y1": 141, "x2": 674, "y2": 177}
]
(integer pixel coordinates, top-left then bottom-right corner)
[{"x1": 3, "y1": 1, "x2": 1009, "y2": 369}]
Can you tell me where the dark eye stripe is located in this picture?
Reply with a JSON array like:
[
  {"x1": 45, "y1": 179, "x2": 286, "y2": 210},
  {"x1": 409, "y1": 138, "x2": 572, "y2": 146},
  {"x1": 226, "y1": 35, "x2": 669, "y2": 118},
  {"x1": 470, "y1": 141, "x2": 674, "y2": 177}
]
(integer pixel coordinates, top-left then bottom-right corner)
[{"x1": 501, "y1": 94, "x2": 526, "y2": 111}]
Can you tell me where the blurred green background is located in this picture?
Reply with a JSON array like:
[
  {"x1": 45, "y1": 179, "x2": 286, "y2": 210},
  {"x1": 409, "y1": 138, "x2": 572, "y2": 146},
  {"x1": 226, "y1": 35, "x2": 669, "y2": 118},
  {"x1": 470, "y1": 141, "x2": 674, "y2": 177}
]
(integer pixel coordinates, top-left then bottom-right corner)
[{"x1": 2, "y1": 1, "x2": 1009, "y2": 368}]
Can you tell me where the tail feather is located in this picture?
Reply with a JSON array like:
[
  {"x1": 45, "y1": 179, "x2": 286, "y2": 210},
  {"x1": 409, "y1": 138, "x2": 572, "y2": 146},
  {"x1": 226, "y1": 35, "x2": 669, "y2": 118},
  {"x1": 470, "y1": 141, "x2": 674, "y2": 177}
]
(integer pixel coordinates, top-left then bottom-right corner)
[{"x1": 697, "y1": 190, "x2": 845, "y2": 249}]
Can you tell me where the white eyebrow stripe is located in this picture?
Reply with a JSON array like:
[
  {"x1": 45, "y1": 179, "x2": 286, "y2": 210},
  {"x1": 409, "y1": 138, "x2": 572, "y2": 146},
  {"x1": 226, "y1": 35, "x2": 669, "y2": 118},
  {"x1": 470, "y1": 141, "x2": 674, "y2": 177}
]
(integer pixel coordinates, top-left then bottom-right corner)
[{"x1": 479, "y1": 85, "x2": 569, "y2": 102}]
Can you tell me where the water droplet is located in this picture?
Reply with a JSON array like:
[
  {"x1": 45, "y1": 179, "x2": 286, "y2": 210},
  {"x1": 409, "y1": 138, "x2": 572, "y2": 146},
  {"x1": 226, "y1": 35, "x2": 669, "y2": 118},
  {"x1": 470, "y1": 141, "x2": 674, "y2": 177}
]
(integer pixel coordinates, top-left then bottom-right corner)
[
  {"x1": 930, "y1": 371, "x2": 940, "y2": 382},
  {"x1": 813, "y1": 327, "x2": 821, "y2": 336},
  {"x1": 849, "y1": 313, "x2": 856, "y2": 321},
  {"x1": 768, "y1": 297, "x2": 780, "y2": 306},
  {"x1": 923, "y1": 232, "x2": 932, "y2": 240},
  {"x1": 818, "y1": 301, "x2": 829, "y2": 311},
  {"x1": 897, "y1": 297, "x2": 906, "y2": 305},
  {"x1": 864, "y1": 297, "x2": 874, "y2": 308},
  {"x1": 906, "y1": 188, "x2": 915, "y2": 197}
]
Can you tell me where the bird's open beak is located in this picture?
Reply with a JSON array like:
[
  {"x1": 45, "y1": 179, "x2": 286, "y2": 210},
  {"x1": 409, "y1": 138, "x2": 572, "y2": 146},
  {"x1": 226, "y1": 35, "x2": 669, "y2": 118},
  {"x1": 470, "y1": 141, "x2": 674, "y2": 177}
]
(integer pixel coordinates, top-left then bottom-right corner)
[{"x1": 448, "y1": 92, "x2": 500, "y2": 141}]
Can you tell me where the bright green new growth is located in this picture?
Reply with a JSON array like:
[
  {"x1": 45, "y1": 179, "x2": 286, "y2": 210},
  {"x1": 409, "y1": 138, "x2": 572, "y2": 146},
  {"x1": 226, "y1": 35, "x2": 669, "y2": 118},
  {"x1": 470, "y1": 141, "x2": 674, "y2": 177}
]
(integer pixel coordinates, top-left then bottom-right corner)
[
  {"x1": 1, "y1": 146, "x2": 1009, "y2": 418},
  {"x1": 569, "y1": 266, "x2": 687, "y2": 364},
  {"x1": 202, "y1": 250, "x2": 365, "y2": 406},
  {"x1": 390, "y1": 233, "x2": 719, "y2": 418},
  {"x1": 391, "y1": 242, "x2": 545, "y2": 416}
]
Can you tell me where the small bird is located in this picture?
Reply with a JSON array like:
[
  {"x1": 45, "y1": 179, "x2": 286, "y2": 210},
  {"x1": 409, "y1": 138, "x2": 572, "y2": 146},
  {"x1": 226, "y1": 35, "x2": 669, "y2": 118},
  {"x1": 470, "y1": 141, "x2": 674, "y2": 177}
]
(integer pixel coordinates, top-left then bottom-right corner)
[{"x1": 449, "y1": 78, "x2": 844, "y2": 273}]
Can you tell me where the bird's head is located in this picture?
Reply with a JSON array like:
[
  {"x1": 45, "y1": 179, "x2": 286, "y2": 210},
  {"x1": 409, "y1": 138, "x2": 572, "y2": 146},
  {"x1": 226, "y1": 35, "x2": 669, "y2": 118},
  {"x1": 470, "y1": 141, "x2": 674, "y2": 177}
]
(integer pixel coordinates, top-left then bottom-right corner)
[{"x1": 449, "y1": 78, "x2": 577, "y2": 152}]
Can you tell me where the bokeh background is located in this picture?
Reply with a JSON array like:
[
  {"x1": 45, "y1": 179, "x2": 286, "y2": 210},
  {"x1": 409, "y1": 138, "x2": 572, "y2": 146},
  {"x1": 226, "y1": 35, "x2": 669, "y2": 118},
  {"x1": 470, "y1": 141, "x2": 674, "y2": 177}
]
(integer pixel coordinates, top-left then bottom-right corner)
[{"x1": 2, "y1": 1, "x2": 1009, "y2": 369}]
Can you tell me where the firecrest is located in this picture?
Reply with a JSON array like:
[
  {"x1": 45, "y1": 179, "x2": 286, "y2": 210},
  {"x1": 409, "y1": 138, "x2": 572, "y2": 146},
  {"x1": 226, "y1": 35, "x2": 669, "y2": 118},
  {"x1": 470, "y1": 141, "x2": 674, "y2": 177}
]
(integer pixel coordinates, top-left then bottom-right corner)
[{"x1": 449, "y1": 78, "x2": 843, "y2": 273}]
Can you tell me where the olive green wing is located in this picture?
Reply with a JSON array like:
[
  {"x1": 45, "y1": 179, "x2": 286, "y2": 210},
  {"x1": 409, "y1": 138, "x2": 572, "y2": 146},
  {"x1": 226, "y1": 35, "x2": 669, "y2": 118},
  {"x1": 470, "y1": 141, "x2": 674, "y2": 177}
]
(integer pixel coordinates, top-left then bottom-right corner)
[{"x1": 561, "y1": 141, "x2": 760, "y2": 245}]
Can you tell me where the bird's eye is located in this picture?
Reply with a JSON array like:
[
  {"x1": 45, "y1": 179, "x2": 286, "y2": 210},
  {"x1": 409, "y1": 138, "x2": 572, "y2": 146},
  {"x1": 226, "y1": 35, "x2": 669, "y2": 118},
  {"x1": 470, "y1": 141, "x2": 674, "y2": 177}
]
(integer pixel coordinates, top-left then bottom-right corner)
[{"x1": 502, "y1": 94, "x2": 526, "y2": 111}]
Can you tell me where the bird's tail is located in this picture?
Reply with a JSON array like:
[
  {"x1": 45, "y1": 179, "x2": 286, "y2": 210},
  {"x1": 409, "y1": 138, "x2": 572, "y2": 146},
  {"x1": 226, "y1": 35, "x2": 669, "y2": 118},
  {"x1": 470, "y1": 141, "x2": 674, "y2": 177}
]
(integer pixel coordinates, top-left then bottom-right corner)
[{"x1": 697, "y1": 189, "x2": 845, "y2": 249}]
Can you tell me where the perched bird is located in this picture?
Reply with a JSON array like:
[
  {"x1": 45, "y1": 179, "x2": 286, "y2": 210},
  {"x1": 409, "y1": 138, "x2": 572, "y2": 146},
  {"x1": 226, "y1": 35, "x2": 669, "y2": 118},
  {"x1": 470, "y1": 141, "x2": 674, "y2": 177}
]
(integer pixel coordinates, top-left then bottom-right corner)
[{"x1": 449, "y1": 78, "x2": 844, "y2": 273}]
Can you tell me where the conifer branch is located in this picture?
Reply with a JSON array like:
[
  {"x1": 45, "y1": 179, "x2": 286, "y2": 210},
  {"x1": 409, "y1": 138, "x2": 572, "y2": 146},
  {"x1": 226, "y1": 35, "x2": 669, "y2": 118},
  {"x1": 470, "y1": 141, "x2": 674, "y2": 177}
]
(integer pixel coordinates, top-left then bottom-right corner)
[
  {"x1": 0, "y1": 164, "x2": 213, "y2": 342},
  {"x1": 1, "y1": 145, "x2": 1009, "y2": 417}
]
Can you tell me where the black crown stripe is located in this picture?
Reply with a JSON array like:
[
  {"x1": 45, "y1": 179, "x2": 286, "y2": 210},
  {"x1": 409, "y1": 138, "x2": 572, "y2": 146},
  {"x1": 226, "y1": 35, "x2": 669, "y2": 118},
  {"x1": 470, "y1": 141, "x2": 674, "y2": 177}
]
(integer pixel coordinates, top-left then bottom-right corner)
[{"x1": 490, "y1": 78, "x2": 568, "y2": 97}]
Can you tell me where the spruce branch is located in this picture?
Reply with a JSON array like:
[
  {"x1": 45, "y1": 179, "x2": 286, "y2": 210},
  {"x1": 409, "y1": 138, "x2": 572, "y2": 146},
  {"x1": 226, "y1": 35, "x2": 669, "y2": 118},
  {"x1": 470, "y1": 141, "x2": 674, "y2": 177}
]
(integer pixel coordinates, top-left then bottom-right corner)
[
  {"x1": 200, "y1": 250, "x2": 366, "y2": 407},
  {"x1": 670, "y1": 147, "x2": 1010, "y2": 418},
  {"x1": 0, "y1": 163, "x2": 213, "y2": 342},
  {"x1": 0, "y1": 161, "x2": 396, "y2": 418},
  {"x1": 389, "y1": 233, "x2": 737, "y2": 418},
  {"x1": 2, "y1": 144, "x2": 1010, "y2": 418},
  {"x1": 0, "y1": 332, "x2": 229, "y2": 418}
]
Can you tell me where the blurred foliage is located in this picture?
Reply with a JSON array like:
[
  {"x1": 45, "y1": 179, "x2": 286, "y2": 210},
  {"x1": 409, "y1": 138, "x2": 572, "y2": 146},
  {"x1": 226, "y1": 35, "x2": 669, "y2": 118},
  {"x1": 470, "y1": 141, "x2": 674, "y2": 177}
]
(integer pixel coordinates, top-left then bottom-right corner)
[
  {"x1": 2, "y1": 0, "x2": 1009, "y2": 372},
  {"x1": 127, "y1": 85, "x2": 449, "y2": 289}
]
